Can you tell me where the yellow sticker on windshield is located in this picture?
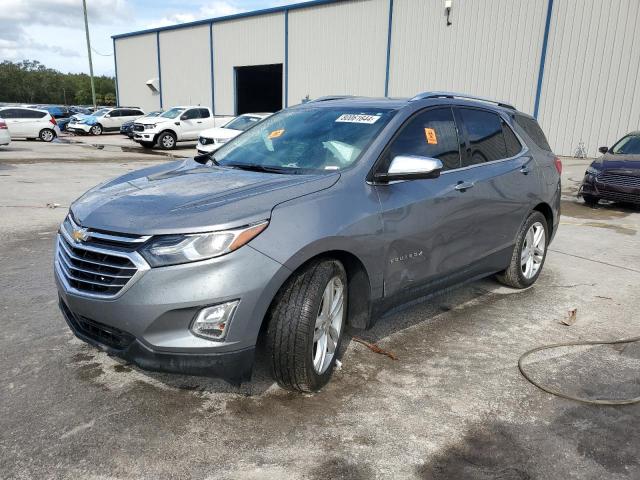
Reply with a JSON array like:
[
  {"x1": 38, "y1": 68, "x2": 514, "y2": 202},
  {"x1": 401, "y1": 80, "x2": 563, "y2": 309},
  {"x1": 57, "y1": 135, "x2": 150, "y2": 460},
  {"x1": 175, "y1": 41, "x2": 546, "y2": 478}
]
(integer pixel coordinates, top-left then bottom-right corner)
[
  {"x1": 425, "y1": 128, "x2": 438, "y2": 144},
  {"x1": 268, "y1": 129, "x2": 285, "y2": 139}
]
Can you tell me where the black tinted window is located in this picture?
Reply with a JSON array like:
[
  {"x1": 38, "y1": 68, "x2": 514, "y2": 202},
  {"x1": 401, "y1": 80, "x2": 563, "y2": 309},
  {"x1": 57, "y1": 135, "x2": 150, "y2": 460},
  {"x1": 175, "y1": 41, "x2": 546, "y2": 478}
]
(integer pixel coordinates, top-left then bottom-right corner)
[
  {"x1": 503, "y1": 122, "x2": 522, "y2": 157},
  {"x1": 109, "y1": 110, "x2": 122, "y2": 117},
  {"x1": 198, "y1": 108, "x2": 210, "y2": 118},
  {"x1": 458, "y1": 108, "x2": 507, "y2": 165},
  {"x1": 131, "y1": 110, "x2": 144, "y2": 116},
  {"x1": 182, "y1": 109, "x2": 200, "y2": 120},
  {"x1": 0, "y1": 109, "x2": 19, "y2": 119},
  {"x1": 514, "y1": 114, "x2": 552, "y2": 151},
  {"x1": 386, "y1": 107, "x2": 461, "y2": 171},
  {"x1": 612, "y1": 135, "x2": 640, "y2": 155}
]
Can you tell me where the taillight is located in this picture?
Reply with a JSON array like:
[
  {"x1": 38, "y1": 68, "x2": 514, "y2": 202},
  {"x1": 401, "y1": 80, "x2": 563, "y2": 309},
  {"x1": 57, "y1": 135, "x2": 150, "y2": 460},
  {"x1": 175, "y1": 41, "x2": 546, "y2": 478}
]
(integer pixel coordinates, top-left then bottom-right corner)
[
  {"x1": 50, "y1": 115, "x2": 57, "y2": 127},
  {"x1": 554, "y1": 156, "x2": 562, "y2": 174},
  {"x1": 0, "y1": 120, "x2": 7, "y2": 130}
]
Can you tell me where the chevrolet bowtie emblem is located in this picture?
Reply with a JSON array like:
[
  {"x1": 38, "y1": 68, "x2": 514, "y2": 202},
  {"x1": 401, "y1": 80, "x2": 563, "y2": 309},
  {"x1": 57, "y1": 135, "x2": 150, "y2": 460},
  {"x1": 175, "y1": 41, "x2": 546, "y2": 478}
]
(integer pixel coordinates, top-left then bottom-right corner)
[{"x1": 72, "y1": 227, "x2": 89, "y2": 243}]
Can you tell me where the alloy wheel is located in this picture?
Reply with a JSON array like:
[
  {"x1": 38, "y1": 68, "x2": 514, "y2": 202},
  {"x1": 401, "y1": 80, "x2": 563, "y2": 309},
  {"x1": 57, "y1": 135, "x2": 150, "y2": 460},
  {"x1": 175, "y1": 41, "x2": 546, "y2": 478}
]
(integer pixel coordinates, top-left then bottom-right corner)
[
  {"x1": 521, "y1": 221, "x2": 546, "y2": 279},
  {"x1": 41, "y1": 130, "x2": 54, "y2": 142},
  {"x1": 161, "y1": 135, "x2": 175, "y2": 149},
  {"x1": 312, "y1": 276, "x2": 344, "y2": 374}
]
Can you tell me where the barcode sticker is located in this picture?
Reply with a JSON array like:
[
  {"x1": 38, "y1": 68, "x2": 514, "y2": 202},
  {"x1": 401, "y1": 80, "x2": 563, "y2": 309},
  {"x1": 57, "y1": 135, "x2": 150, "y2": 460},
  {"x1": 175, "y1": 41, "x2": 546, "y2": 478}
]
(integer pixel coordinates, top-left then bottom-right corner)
[{"x1": 335, "y1": 114, "x2": 381, "y2": 124}]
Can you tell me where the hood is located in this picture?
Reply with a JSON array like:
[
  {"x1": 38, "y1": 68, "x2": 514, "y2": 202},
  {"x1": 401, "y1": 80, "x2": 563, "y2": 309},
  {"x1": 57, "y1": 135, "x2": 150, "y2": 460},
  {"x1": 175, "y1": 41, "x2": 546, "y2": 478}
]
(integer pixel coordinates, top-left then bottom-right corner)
[
  {"x1": 597, "y1": 154, "x2": 640, "y2": 173},
  {"x1": 71, "y1": 159, "x2": 340, "y2": 235},
  {"x1": 199, "y1": 126, "x2": 240, "y2": 139}
]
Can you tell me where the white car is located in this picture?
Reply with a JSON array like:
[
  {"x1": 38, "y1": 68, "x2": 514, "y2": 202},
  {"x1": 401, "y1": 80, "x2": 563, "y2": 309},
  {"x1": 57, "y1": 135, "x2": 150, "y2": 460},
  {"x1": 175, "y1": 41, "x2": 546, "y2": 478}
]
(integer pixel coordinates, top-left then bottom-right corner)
[
  {"x1": 196, "y1": 113, "x2": 272, "y2": 154},
  {"x1": 67, "y1": 107, "x2": 145, "y2": 135},
  {"x1": 0, "y1": 119, "x2": 11, "y2": 146},
  {"x1": 0, "y1": 107, "x2": 60, "y2": 142},
  {"x1": 133, "y1": 106, "x2": 230, "y2": 150}
]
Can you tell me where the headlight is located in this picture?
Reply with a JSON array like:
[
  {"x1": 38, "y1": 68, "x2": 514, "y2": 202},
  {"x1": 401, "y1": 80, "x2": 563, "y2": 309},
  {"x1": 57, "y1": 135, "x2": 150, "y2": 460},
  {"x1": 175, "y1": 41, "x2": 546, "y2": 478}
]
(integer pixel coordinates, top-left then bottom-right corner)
[
  {"x1": 586, "y1": 166, "x2": 599, "y2": 175},
  {"x1": 140, "y1": 221, "x2": 268, "y2": 267}
]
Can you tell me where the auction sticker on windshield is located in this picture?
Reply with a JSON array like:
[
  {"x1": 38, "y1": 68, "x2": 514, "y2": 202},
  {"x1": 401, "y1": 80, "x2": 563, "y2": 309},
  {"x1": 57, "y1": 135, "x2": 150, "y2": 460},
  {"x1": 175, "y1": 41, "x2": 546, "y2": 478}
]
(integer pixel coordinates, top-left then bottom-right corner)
[{"x1": 335, "y1": 113, "x2": 381, "y2": 124}]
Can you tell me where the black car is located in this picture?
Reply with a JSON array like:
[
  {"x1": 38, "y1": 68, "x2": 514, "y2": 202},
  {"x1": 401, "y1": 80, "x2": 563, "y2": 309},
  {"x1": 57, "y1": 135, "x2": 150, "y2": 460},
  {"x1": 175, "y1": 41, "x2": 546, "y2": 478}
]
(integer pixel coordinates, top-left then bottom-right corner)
[{"x1": 580, "y1": 132, "x2": 640, "y2": 206}]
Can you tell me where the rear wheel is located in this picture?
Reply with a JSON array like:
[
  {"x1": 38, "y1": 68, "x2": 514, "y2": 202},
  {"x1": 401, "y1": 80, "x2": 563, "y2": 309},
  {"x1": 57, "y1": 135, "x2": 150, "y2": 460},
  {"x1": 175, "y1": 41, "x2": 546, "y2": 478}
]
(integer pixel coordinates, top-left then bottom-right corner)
[
  {"x1": 266, "y1": 259, "x2": 347, "y2": 392},
  {"x1": 39, "y1": 129, "x2": 55, "y2": 142},
  {"x1": 582, "y1": 194, "x2": 600, "y2": 207},
  {"x1": 90, "y1": 124, "x2": 103, "y2": 135},
  {"x1": 158, "y1": 131, "x2": 176, "y2": 150},
  {"x1": 496, "y1": 211, "x2": 548, "y2": 289}
]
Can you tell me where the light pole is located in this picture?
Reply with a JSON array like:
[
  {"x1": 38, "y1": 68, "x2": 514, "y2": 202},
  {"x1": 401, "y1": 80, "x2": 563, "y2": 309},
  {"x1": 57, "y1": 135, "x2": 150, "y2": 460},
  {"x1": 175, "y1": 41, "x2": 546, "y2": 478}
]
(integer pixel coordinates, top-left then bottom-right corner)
[{"x1": 82, "y1": 0, "x2": 97, "y2": 109}]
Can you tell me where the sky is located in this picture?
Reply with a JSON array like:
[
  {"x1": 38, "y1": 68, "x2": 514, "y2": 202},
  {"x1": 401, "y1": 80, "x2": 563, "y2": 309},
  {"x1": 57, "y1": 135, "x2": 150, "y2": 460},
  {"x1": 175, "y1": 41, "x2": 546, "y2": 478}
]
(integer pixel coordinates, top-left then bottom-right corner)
[{"x1": 0, "y1": 0, "x2": 312, "y2": 76}]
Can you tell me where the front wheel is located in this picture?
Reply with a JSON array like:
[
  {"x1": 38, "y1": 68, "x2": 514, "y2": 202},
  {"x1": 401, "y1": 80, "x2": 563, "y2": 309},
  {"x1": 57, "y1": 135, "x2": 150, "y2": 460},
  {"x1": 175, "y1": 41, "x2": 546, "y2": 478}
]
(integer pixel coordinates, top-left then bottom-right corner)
[
  {"x1": 496, "y1": 211, "x2": 548, "y2": 289},
  {"x1": 158, "y1": 132, "x2": 176, "y2": 150},
  {"x1": 266, "y1": 259, "x2": 347, "y2": 392},
  {"x1": 90, "y1": 124, "x2": 103, "y2": 135}
]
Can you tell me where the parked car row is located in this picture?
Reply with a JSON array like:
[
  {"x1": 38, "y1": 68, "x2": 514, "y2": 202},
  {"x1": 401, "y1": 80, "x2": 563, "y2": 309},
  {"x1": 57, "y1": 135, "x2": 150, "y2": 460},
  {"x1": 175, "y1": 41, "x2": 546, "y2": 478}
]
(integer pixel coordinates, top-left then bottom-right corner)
[{"x1": 67, "y1": 107, "x2": 145, "y2": 135}]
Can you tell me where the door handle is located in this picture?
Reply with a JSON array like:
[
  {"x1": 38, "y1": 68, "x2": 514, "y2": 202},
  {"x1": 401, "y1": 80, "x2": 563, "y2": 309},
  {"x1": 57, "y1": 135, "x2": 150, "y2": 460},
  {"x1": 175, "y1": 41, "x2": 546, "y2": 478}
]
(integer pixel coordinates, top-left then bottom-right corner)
[
  {"x1": 454, "y1": 181, "x2": 474, "y2": 192},
  {"x1": 196, "y1": 121, "x2": 202, "y2": 124}
]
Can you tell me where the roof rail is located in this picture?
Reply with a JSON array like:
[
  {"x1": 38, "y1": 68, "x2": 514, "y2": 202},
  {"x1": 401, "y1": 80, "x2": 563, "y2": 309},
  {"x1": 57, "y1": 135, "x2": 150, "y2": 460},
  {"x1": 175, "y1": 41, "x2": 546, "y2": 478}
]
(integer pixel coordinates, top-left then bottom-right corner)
[
  {"x1": 410, "y1": 91, "x2": 516, "y2": 110},
  {"x1": 307, "y1": 95, "x2": 356, "y2": 103}
]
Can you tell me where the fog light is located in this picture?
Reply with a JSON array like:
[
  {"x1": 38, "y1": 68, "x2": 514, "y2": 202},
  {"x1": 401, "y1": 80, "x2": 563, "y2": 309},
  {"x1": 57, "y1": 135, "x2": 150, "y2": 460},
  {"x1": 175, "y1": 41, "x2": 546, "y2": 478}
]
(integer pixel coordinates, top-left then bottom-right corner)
[{"x1": 190, "y1": 301, "x2": 239, "y2": 340}]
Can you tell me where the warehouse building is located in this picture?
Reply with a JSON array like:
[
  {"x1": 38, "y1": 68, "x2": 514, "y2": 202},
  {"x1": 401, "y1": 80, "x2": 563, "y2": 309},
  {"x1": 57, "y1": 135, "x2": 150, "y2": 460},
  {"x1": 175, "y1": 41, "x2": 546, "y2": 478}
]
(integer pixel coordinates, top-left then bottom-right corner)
[{"x1": 112, "y1": 0, "x2": 640, "y2": 156}]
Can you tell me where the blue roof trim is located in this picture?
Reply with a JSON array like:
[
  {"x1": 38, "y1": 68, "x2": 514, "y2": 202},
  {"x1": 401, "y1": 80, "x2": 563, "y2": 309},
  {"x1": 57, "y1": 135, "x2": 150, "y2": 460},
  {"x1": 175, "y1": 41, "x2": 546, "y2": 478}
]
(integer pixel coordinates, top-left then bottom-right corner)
[
  {"x1": 156, "y1": 32, "x2": 163, "y2": 108},
  {"x1": 112, "y1": 37, "x2": 119, "y2": 106},
  {"x1": 209, "y1": 22, "x2": 215, "y2": 114},
  {"x1": 384, "y1": 0, "x2": 394, "y2": 97},
  {"x1": 284, "y1": 10, "x2": 289, "y2": 108},
  {"x1": 112, "y1": 0, "x2": 341, "y2": 40},
  {"x1": 533, "y1": 0, "x2": 554, "y2": 118}
]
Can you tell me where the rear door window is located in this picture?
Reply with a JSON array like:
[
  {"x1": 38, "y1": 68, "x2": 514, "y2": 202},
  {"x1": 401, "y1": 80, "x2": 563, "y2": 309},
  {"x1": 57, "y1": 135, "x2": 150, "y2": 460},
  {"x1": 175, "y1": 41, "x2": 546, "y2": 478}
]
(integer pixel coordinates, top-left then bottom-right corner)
[
  {"x1": 384, "y1": 107, "x2": 461, "y2": 171},
  {"x1": 457, "y1": 108, "x2": 511, "y2": 166},
  {"x1": 198, "y1": 108, "x2": 210, "y2": 118},
  {"x1": 503, "y1": 122, "x2": 522, "y2": 157}
]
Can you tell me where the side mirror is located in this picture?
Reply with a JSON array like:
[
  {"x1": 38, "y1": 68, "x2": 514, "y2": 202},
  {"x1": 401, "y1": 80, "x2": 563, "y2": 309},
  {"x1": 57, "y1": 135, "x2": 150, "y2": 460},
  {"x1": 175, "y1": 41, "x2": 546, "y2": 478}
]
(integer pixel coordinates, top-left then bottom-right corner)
[
  {"x1": 374, "y1": 155, "x2": 443, "y2": 182},
  {"x1": 598, "y1": 146, "x2": 609, "y2": 154},
  {"x1": 104, "y1": 114, "x2": 111, "y2": 118},
  {"x1": 180, "y1": 114, "x2": 188, "y2": 121}
]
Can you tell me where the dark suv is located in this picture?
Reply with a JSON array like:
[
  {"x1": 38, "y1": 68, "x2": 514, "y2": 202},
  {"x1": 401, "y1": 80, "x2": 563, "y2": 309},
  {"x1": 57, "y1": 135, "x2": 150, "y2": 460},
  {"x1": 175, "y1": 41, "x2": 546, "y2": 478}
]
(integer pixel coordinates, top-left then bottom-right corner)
[{"x1": 55, "y1": 92, "x2": 561, "y2": 392}]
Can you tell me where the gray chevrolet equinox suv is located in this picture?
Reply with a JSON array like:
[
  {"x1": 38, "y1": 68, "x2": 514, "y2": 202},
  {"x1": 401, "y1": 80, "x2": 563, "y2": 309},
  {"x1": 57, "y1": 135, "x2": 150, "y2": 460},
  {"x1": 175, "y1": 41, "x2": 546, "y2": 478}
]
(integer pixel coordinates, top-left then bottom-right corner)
[{"x1": 55, "y1": 92, "x2": 560, "y2": 392}]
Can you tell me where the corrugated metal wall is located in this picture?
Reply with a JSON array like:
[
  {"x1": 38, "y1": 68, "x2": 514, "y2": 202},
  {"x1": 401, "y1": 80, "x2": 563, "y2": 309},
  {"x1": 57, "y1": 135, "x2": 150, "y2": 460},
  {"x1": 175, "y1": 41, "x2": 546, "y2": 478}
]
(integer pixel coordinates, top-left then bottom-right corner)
[
  {"x1": 114, "y1": 33, "x2": 160, "y2": 112},
  {"x1": 538, "y1": 0, "x2": 640, "y2": 156},
  {"x1": 212, "y1": 13, "x2": 285, "y2": 115},
  {"x1": 287, "y1": 0, "x2": 389, "y2": 105},
  {"x1": 159, "y1": 25, "x2": 212, "y2": 108},
  {"x1": 388, "y1": 0, "x2": 547, "y2": 114},
  {"x1": 113, "y1": 0, "x2": 640, "y2": 156}
]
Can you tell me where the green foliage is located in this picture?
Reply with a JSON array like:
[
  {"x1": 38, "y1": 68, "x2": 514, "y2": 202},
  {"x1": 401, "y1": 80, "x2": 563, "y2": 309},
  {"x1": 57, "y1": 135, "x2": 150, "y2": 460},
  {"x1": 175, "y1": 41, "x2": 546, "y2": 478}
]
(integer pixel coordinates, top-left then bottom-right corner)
[{"x1": 0, "y1": 60, "x2": 116, "y2": 106}]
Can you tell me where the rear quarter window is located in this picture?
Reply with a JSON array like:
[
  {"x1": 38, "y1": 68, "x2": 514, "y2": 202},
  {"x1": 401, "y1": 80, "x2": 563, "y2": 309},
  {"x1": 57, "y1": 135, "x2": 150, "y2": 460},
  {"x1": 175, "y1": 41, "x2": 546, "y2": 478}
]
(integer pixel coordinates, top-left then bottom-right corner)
[{"x1": 514, "y1": 114, "x2": 552, "y2": 151}]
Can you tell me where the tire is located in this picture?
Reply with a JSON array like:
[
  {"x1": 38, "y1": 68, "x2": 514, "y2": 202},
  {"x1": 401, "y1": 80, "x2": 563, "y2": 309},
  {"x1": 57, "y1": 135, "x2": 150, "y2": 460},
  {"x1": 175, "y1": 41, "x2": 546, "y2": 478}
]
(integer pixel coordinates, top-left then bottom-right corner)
[
  {"x1": 582, "y1": 194, "x2": 599, "y2": 207},
  {"x1": 496, "y1": 211, "x2": 549, "y2": 289},
  {"x1": 266, "y1": 259, "x2": 347, "y2": 392},
  {"x1": 39, "y1": 129, "x2": 55, "y2": 142},
  {"x1": 90, "y1": 124, "x2": 103, "y2": 135},
  {"x1": 158, "y1": 131, "x2": 176, "y2": 150},
  {"x1": 139, "y1": 141, "x2": 155, "y2": 149}
]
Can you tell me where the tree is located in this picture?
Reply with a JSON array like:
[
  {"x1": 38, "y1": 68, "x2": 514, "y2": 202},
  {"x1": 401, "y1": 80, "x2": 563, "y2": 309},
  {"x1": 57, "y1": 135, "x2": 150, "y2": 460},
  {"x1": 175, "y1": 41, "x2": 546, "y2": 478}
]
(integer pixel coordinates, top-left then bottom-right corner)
[{"x1": 0, "y1": 60, "x2": 116, "y2": 106}]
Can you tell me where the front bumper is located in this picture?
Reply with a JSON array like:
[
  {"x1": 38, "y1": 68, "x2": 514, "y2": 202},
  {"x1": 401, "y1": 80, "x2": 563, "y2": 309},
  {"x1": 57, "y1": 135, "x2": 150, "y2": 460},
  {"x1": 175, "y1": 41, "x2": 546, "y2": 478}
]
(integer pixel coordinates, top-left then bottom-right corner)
[
  {"x1": 55, "y1": 237, "x2": 292, "y2": 382},
  {"x1": 580, "y1": 172, "x2": 640, "y2": 204},
  {"x1": 134, "y1": 132, "x2": 156, "y2": 142},
  {"x1": 59, "y1": 298, "x2": 255, "y2": 383},
  {"x1": 196, "y1": 142, "x2": 223, "y2": 155},
  {"x1": 67, "y1": 123, "x2": 92, "y2": 133}
]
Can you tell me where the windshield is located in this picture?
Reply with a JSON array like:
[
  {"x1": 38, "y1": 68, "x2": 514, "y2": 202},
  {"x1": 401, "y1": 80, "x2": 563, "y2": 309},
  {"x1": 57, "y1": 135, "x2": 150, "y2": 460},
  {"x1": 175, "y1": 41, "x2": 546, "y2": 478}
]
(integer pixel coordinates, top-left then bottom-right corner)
[
  {"x1": 160, "y1": 107, "x2": 185, "y2": 119},
  {"x1": 214, "y1": 107, "x2": 395, "y2": 173},
  {"x1": 224, "y1": 115, "x2": 263, "y2": 131},
  {"x1": 93, "y1": 109, "x2": 109, "y2": 117},
  {"x1": 612, "y1": 135, "x2": 640, "y2": 155},
  {"x1": 148, "y1": 111, "x2": 163, "y2": 117}
]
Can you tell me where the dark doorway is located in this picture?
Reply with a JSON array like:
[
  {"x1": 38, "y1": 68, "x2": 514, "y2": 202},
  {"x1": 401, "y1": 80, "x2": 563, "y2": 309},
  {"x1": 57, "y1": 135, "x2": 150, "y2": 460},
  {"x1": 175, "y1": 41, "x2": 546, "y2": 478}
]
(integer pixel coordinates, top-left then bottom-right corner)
[{"x1": 235, "y1": 64, "x2": 283, "y2": 114}]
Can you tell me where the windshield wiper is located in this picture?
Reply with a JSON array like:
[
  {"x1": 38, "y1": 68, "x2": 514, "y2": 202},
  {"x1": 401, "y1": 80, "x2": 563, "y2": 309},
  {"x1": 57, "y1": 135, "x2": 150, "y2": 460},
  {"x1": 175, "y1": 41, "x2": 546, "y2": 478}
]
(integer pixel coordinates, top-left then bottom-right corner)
[{"x1": 224, "y1": 163, "x2": 298, "y2": 174}]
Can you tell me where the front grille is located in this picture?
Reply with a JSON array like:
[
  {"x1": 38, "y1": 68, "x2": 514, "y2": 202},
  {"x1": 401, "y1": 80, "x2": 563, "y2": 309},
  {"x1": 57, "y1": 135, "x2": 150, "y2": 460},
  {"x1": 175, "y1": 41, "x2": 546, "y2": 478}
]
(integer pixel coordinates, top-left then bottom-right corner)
[
  {"x1": 199, "y1": 136, "x2": 213, "y2": 145},
  {"x1": 59, "y1": 299, "x2": 134, "y2": 350},
  {"x1": 597, "y1": 190, "x2": 640, "y2": 204},
  {"x1": 56, "y1": 216, "x2": 149, "y2": 298},
  {"x1": 597, "y1": 172, "x2": 640, "y2": 189},
  {"x1": 133, "y1": 124, "x2": 144, "y2": 132}
]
